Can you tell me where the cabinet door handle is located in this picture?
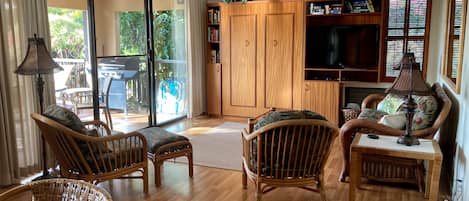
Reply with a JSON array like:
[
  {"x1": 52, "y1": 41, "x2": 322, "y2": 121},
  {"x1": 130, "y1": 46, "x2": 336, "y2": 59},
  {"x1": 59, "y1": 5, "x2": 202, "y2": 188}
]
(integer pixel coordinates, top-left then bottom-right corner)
[
  {"x1": 273, "y1": 40, "x2": 278, "y2": 47},
  {"x1": 245, "y1": 40, "x2": 250, "y2": 47}
]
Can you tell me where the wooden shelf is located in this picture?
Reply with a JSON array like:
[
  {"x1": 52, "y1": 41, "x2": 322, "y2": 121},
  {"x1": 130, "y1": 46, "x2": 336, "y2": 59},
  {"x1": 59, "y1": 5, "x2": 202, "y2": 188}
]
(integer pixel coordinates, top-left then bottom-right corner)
[
  {"x1": 208, "y1": 23, "x2": 220, "y2": 26},
  {"x1": 306, "y1": 12, "x2": 381, "y2": 17}
]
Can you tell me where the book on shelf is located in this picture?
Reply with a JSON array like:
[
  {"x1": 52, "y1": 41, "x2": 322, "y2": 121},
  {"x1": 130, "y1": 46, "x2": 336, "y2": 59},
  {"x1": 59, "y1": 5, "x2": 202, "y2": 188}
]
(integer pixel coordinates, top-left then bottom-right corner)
[
  {"x1": 209, "y1": 49, "x2": 220, "y2": 64},
  {"x1": 208, "y1": 27, "x2": 220, "y2": 42},
  {"x1": 208, "y1": 9, "x2": 220, "y2": 24},
  {"x1": 345, "y1": 0, "x2": 375, "y2": 13}
]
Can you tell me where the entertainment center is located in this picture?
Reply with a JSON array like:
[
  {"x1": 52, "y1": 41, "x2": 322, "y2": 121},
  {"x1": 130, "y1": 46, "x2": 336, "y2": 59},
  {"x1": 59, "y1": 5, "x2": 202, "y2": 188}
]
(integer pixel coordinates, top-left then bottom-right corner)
[{"x1": 206, "y1": 0, "x2": 431, "y2": 125}]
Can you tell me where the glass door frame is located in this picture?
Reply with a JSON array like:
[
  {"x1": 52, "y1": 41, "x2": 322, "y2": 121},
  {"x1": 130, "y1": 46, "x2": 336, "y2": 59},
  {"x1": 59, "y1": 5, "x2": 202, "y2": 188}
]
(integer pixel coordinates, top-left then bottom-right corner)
[{"x1": 86, "y1": 0, "x2": 164, "y2": 127}]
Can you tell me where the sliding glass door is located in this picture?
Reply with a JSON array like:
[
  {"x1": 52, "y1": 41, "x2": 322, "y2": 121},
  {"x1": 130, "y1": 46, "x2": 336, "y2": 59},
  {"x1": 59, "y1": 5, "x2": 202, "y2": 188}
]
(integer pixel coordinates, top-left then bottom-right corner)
[
  {"x1": 151, "y1": 0, "x2": 188, "y2": 125},
  {"x1": 48, "y1": 0, "x2": 188, "y2": 130},
  {"x1": 92, "y1": 0, "x2": 149, "y2": 131}
]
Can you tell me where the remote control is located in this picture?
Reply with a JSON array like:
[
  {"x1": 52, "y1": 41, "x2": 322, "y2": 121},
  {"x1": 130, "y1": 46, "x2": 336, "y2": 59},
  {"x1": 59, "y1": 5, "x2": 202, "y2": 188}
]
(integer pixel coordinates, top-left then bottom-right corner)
[{"x1": 367, "y1": 134, "x2": 379, "y2": 139}]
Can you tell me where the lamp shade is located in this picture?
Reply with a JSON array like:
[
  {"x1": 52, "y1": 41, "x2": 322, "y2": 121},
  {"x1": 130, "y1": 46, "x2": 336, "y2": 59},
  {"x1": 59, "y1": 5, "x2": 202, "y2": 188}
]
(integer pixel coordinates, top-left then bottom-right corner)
[
  {"x1": 386, "y1": 62, "x2": 432, "y2": 96},
  {"x1": 14, "y1": 35, "x2": 63, "y2": 75}
]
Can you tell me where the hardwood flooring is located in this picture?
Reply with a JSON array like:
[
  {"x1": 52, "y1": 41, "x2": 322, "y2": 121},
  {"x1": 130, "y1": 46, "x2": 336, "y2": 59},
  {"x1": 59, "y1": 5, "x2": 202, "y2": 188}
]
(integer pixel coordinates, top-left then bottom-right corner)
[
  {"x1": 97, "y1": 116, "x2": 440, "y2": 201},
  {"x1": 1, "y1": 116, "x2": 447, "y2": 201}
]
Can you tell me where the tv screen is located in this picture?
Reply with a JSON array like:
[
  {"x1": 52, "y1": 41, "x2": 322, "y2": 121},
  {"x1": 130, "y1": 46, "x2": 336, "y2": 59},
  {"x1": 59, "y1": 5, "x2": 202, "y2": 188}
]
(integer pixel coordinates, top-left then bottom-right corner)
[{"x1": 305, "y1": 25, "x2": 380, "y2": 68}]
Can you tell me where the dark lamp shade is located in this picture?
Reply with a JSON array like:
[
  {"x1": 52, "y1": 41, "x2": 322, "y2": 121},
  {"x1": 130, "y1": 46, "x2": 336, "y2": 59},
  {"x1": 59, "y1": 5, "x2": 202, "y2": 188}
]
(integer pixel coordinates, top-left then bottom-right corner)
[
  {"x1": 14, "y1": 37, "x2": 63, "y2": 75},
  {"x1": 386, "y1": 62, "x2": 432, "y2": 96}
]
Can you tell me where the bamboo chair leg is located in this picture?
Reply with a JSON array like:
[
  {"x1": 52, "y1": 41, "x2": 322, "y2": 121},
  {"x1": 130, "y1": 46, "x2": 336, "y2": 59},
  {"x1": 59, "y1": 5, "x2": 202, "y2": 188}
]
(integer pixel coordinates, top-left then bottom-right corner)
[
  {"x1": 188, "y1": 152, "x2": 194, "y2": 178},
  {"x1": 256, "y1": 182, "x2": 262, "y2": 201},
  {"x1": 143, "y1": 165, "x2": 149, "y2": 193},
  {"x1": 320, "y1": 174, "x2": 327, "y2": 201},
  {"x1": 242, "y1": 162, "x2": 247, "y2": 189},
  {"x1": 154, "y1": 161, "x2": 162, "y2": 187}
]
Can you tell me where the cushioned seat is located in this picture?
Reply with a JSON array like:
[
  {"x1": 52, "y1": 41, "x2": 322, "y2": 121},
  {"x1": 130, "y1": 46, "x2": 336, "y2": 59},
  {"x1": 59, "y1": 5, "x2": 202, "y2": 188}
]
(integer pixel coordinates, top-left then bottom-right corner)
[
  {"x1": 138, "y1": 127, "x2": 190, "y2": 154},
  {"x1": 137, "y1": 127, "x2": 193, "y2": 187}
]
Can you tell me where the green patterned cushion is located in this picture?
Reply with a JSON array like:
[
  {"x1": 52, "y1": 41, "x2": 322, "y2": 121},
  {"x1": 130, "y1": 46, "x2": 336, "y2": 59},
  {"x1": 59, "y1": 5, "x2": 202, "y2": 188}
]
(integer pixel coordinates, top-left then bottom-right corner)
[
  {"x1": 254, "y1": 110, "x2": 326, "y2": 130},
  {"x1": 43, "y1": 105, "x2": 85, "y2": 132},
  {"x1": 357, "y1": 108, "x2": 388, "y2": 122},
  {"x1": 377, "y1": 93, "x2": 406, "y2": 114},
  {"x1": 376, "y1": 94, "x2": 439, "y2": 130},
  {"x1": 137, "y1": 127, "x2": 190, "y2": 154}
]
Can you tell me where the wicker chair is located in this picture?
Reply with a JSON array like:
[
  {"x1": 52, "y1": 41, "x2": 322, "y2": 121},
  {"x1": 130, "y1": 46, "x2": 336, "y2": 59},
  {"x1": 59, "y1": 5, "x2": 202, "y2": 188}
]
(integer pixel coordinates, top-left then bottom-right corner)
[
  {"x1": 0, "y1": 178, "x2": 112, "y2": 201},
  {"x1": 339, "y1": 83, "x2": 451, "y2": 191},
  {"x1": 242, "y1": 110, "x2": 339, "y2": 201},
  {"x1": 31, "y1": 113, "x2": 149, "y2": 193}
]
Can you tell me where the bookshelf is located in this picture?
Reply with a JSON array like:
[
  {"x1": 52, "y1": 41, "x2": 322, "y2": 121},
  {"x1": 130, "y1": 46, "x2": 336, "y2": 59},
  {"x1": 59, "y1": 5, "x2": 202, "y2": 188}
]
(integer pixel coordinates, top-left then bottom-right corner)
[{"x1": 206, "y1": 3, "x2": 222, "y2": 116}]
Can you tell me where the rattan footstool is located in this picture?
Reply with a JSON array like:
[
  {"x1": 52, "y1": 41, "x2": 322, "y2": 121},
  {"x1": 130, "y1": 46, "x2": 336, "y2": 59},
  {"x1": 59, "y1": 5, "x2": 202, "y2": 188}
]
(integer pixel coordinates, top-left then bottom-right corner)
[{"x1": 137, "y1": 127, "x2": 193, "y2": 187}]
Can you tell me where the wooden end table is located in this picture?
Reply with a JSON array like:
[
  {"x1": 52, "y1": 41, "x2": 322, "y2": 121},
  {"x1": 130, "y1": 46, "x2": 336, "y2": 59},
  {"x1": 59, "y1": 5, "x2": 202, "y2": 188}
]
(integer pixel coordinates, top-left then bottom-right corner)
[{"x1": 349, "y1": 134, "x2": 442, "y2": 201}]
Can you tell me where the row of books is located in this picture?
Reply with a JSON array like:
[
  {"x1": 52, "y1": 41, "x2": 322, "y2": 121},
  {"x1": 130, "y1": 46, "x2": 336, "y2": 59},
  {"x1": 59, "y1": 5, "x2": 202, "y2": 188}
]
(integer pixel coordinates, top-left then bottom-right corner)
[
  {"x1": 345, "y1": 0, "x2": 375, "y2": 13},
  {"x1": 208, "y1": 27, "x2": 220, "y2": 42},
  {"x1": 210, "y1": 50, "x2": 221, "y2": 64},
  {"x1": 208, "y1": 9, "x2": 220, "y2": 24},
  {"x1": 309, "y1": 3, "x2": 342, "y2": 15}
]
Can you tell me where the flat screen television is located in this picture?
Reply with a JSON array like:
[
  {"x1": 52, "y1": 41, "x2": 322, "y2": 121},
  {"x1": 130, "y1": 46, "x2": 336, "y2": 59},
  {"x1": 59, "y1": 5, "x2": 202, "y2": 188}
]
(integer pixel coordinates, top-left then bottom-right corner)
[{"x1": 305, "y1": 25, "x2": 380, "y2": 68}]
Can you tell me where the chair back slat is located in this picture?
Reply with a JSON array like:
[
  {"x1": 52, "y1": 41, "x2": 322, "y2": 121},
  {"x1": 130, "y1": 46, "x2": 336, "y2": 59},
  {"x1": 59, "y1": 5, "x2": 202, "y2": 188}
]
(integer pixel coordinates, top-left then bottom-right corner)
[{"x1": 250, "y1": 120, "x2": 338, "y2": 180}]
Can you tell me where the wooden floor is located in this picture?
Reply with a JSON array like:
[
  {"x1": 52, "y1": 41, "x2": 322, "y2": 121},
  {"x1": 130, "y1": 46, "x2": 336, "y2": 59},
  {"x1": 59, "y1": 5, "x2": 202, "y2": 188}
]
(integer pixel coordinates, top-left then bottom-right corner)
[
  {"x1": 1, "y1": 116, "x2": 448, "y2": 201},
  {"x1": 96, "y1": 116, "x2": 443, "y2": 201}
]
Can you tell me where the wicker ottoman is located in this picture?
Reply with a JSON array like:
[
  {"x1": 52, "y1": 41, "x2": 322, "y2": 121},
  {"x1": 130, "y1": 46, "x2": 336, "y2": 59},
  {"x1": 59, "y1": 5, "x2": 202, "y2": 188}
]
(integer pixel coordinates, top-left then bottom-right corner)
[{"x1": 138, "y1": 127, "x2": 193, "y2": 187}]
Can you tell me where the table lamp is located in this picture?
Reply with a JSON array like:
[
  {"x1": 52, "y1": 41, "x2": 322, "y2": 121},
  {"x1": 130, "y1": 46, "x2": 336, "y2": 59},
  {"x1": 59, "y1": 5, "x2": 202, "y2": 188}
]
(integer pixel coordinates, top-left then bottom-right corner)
[{"x1": 386, "y1": 53, "x2": 432, "y2": 146}]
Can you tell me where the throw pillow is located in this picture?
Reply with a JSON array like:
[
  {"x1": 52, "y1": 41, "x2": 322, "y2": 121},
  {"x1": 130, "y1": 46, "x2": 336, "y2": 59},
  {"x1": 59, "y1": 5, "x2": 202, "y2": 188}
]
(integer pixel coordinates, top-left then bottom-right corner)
[
  {"x1": 43, "y1": 104, "x2": 86, "y2": 132},
  {"x1": 357, "y1": 108, "x2": 388, "y2": 122},
  {"x1": 254, "y1": 110, "x2": 326, "y2": 130},
  {"x1": 379, "y1": 112, "x2": 407, "y2": 129}
]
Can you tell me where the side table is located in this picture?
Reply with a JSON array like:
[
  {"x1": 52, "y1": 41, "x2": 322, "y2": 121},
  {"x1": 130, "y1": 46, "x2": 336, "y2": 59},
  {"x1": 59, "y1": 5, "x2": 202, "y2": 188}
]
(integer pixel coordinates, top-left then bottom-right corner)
[{"x1": 349, "y1": 134, "x2": 442, "y2": 201}]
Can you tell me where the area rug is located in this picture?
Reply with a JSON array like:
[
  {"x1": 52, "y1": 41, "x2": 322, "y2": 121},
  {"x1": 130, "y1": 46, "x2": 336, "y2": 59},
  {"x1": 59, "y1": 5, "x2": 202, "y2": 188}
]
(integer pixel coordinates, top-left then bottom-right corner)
[{"x1": 176, "y1": 122, "x2": 247, "y2": 171}]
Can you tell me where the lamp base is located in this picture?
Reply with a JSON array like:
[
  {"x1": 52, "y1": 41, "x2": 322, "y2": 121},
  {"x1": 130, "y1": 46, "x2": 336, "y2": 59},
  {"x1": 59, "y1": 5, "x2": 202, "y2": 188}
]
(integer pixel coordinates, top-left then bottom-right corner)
[{"x1": 397, "y1": 134, "x2": 420, "y2": 146}]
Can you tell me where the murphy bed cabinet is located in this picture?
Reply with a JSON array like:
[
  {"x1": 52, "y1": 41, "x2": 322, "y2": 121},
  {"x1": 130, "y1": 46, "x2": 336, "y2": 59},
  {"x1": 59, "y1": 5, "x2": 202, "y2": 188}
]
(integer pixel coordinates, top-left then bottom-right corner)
[{"x1": 220, "y1": 1, "x2": 304, "y2": 118}]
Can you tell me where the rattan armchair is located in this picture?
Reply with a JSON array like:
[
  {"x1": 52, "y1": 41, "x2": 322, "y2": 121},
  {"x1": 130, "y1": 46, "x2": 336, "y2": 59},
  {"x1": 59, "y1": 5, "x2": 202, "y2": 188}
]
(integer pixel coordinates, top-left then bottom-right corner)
[
  {"x1": 339, "y1": 83, "x2": 451, "y2": 191},
  {"x1": 242, "y1": 110, "x2": 339, "y2": 201},
  {"x1": 31, "y1": 113, "x2": 149, "y2": 193},
  {"x1": 0, "y1": 178, "x2": 112, "y2": 201}
]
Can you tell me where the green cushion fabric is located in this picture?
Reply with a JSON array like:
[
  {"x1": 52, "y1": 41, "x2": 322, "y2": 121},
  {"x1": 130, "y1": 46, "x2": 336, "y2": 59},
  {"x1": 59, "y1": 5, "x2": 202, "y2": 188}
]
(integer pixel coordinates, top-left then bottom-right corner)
[
  {"x1": 137, "y1": 127, "x2": 190, "y2": 154},
  {"x1": 254, "y1": 110, "x2": 326, "y2": 130},
  {"x1": 357, "y1": 108, "x2": 388, "y2": 122},
  {"x1": 43, "y1": 104, "x2": 85, "y2": 132},
  {"x1": 376, "y1": 94, "x2": 439, "y2": 130},
  {"x1": 43, "y1": 105, "x2": 102, "y2": 155}
]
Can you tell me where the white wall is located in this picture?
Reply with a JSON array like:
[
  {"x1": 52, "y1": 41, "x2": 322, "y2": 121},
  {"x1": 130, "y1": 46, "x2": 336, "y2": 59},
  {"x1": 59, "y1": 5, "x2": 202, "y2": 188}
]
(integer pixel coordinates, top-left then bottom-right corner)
[{"x1": 428, "y1": 0, "x2": 469, "y2": 200}]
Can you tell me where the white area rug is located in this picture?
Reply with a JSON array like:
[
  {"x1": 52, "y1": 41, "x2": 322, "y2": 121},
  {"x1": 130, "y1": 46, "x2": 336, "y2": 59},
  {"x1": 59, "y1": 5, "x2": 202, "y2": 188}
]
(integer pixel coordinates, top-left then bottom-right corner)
[{"x1": 177, "y1": 122, "x2": 246, "y2": 171}]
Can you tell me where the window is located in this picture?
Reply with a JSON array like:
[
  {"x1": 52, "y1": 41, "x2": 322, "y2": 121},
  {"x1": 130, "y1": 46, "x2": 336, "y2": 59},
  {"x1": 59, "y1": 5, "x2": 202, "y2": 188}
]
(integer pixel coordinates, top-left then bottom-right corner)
[
  {"x1": 443, "y1": 0, "x2": 467, "y2": 93},
  {"x1": 382, "y1": 0, "x2": 432, "y2": 82}
]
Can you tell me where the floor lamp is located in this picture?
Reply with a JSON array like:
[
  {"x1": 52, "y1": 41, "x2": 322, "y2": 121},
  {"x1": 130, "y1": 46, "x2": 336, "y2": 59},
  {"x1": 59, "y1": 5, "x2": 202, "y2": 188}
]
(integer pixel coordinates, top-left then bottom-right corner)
[{"x1": 14, "y1": 34, "x2": 63, "y2": 180}]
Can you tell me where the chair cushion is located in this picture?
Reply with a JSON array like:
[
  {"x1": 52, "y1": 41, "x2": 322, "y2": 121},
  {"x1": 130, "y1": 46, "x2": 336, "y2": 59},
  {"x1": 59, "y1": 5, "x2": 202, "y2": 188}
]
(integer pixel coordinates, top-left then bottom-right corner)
[
  {"x1": 376, "y1": 94, "x2": 439, "y2": 130},
  {"x1": 379, "y1": 112, "x2": 407, "y2": 129},
  {"x1": 357, "y1": 108, "x2": 388, "y2": 122},
  {"x1": 43, "y1": 104, "x2": 85, "y2": 132},
  {"x1": 254, "y1": 110, "x2": 326, "y2": 130},
  {"x1": 137, "y1": 127, "x2": 190, "y2": 154},
  {"x1": 44, "y1": 105, "x2": 103, "y2": 155}
]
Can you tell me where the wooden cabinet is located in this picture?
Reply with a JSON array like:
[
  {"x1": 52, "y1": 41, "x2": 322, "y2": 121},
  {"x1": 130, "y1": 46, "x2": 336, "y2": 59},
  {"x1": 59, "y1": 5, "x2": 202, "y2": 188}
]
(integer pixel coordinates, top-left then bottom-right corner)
[
  {"x1": 303, "y1": 80, "x2": 340, "y2": 125},
  {"x1": 206, "y1": 3, "x2": 222, "y2": 116},
  {"x1": 220, "y1": 1, "x2": 303, "y2": 117},
  {"x1": 207, "y1": 63, "x2": 222, "y2": 116}
]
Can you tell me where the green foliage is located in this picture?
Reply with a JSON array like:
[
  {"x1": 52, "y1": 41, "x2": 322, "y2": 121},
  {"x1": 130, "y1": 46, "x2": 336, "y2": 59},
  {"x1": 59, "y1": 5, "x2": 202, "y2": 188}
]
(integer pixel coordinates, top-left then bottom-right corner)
[
  {"x1": 118, "y1": 10, "x2": 185, "y2": 81},
  {"x1": 48, "y1": 8, "x2": 85, "y2": 59},
  {"x1": 119, "y1": 11, "x2": 146, "y2": 55}
]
